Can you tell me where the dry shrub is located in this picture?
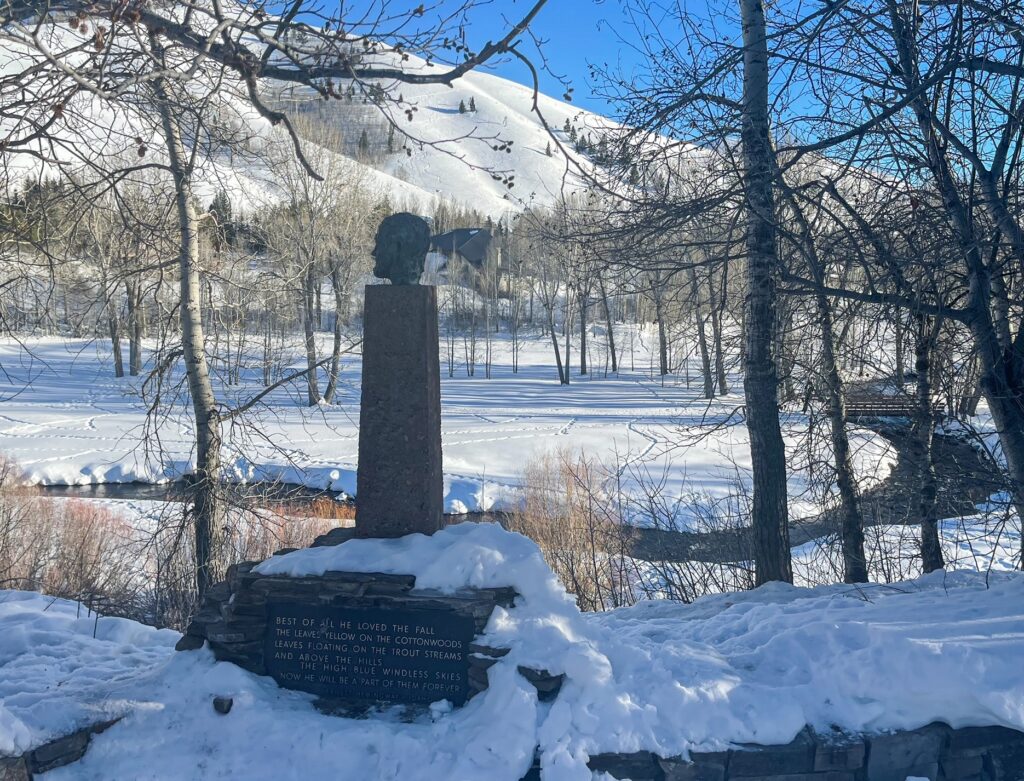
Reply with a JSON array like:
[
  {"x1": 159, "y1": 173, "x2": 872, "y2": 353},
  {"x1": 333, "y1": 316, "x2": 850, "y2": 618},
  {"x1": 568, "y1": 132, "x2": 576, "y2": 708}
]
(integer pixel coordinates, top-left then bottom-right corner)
[
  {"x1": 223, "y1": 509, "x2": 338, "y2": 563},
  {"x1": 508, "y1": 448, "x2": 637, "y2": 611},
  {"x1": 275, "y1": 496, "x2": 356, "y2": 522},
  {"x1": 630, "y1": 480, "x2": 756, "y2": 601},
  {"x1": 0, "y1": 458, "x2": 346, "y2": 630},
  {"x1": 0, "y1": 461, "x2": 142, "y2": 610},
  {"x1": 149, "y1": 502, "x2": 342, "y2": 629},
  {"x1": 509, "y1": 450, "x2": 759, "y2": 609}
]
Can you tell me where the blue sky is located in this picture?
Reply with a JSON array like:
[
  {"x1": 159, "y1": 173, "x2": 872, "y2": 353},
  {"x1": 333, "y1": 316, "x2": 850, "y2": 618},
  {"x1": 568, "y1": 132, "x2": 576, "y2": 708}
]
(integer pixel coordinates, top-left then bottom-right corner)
[
  {"x1": 313, "y1": 0, "x2": 669, "y2": 114},
  {"x1": 464, "y1": 0, "x2": 641, "y2": 114}
]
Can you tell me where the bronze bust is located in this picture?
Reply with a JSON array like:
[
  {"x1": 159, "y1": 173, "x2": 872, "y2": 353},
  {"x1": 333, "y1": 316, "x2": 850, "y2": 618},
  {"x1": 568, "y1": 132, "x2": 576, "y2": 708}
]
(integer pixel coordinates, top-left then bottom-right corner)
[{"x1": 371, "y1": 212, "x2": 431, "y2": 285}]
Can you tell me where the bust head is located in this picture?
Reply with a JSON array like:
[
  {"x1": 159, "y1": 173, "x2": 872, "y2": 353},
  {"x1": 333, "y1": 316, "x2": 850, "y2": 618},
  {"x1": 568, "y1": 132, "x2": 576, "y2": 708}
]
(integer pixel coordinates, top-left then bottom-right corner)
[{"x1": 371, "y1": 212, "x2": 432, "y2": 285}]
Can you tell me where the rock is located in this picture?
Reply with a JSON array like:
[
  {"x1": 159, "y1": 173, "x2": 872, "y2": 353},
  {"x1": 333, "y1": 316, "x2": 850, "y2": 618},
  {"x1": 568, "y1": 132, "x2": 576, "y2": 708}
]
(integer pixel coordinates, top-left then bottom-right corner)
[
  {"x1": 28, "y1": 721, "x2": 113, "y2": 774},
  {"x1": 813, "y1": 732, "x2": 865, "y2": 771},
  {"x1": 730, "y1": 774, "x2": 856, "y2": 781},
  {"x1": 939, "y1": 753, "x2": 984, "y2": 779},
  {"x1": 730, "y1": 728, "x2": 816, "y2": 776},
  {"x1": 212, "y1": 696, "x2": 233, "y2": 715},
  {"x1": 987, "y1": 737, "x2": 1024, "y2": 781},
  {"x1": 0, "y1": 757, "x2": 29, "y2": 781},
  {"x1": 947, "y1": 725, "x2": 1024, "y2": 754},
  {"x1": 311, "y1": 527, "x2": 357, "y2": 548},
  {"x1": 866, "y1": 723, "x2": 948, "y2": 781},
  {"x1": 588, "y1": 750, "x2": 661, "y2": 780},
  {"x1": 516, "y1": 666, "x2": 564, "y2": 700},
  {"x1": 659, "y1": 751, "x2": 728, "y2": 781},
  {"x1": 174, "y1": 634, "x2": 205, "y2": 652}
]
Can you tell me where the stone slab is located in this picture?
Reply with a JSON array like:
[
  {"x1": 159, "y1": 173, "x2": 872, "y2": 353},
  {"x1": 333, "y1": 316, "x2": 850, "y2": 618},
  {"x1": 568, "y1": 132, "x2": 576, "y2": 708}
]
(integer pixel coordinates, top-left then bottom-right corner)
[{"x1": 356, "y1": 284, "x2": 443, "y2": 538}]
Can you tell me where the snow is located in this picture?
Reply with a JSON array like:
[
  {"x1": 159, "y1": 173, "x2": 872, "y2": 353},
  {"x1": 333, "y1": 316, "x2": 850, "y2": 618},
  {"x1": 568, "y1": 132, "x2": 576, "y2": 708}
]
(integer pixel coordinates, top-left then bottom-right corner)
[
  {"x1": 793, "y1": 499, "x2": 1023, "y2": 586},
  {"x1": 0, "y1": 591, "x2": 178, "y2": 755},
  {"x1": 2, "y1": 528, "x2": 1022, "y2": 779},
  {"x1": 256, "y1": 522, "x2": 564, "y2": 598},
  {"x1": 0, "y1": 334, "x2": 896, "y2": 529}
]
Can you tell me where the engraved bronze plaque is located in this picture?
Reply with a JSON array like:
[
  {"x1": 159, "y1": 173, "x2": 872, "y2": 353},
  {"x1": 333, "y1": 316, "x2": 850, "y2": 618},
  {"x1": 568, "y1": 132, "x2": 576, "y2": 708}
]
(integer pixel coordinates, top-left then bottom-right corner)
[{"x1": 264, "y1": 601, "x2": 475, "y2": 705}]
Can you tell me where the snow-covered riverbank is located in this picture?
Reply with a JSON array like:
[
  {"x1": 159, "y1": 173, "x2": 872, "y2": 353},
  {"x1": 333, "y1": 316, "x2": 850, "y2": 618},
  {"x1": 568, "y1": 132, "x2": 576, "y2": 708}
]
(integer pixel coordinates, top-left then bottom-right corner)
[{"x1": 0, "y1": 335, "x2": 895, "y2": 529}]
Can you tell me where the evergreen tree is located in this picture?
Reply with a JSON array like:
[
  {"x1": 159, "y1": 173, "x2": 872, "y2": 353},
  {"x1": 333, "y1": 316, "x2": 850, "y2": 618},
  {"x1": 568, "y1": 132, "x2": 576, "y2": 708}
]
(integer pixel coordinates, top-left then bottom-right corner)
[
  {"x1": 208, "y1": 190, "x2": 234, "y2": 247},
  {"x1": 545, "y1": 142, "x2": 552, "y2": 157},
  {"x1": 469, "y1": 96, "x2": 477, "y2": 112},
  {"x1": 563, "y1": 118, "x2": 571, "y2": 133},
  {"x1": 458, "y1": 99, "x2": 467, "y2": 113},
  {"x1": 358, "y1": 129, "x2": 370, "y2": 156}
]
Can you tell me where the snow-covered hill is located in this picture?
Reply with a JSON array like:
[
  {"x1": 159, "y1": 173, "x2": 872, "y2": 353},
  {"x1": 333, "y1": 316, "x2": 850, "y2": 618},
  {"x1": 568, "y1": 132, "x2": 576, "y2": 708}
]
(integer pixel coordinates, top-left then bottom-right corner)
[
  {"x1": 0, "y1": 15, "x2": 609, "y2": 220},
  {"x1": 271, "y1": 62, "x2": 607, "y2": 218}
]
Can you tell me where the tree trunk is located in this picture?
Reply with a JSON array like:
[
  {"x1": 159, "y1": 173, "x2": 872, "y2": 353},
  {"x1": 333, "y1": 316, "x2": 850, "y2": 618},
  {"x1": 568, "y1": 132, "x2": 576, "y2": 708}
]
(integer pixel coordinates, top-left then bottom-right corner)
[
  {"x1": 564, "y1": 300, "x2": 572, "y2": 386},
  {"x1": 324, "y1": 264, "x2": 345, "y2": 404},
  {"x1": 816, "y1": 290, "x2": 867, "y2": 582},
  {"x1": 740, "y1": 0, "x2": 792, "y2": 584},
  {"x1": 126, "y1": 279, "x2": 143, "y2": 376},
  {"x1": 711, "y1": 302, "x2": 729, "y2": 394},
  {"x1": 579, "y1": 294, "x2": 588, "y2": 376},
  {"x1": 548, "y1": 307, "x2": 566, "y2": 384},
  {"x1": 654, "y1": 292, "x2": 669, "y2": 376},
  {"x1": 886, "y1": 0, "x2": 1024, "y2": 555},
  {"x1": 695, "y1": 310, "x2": 715, "y2": 399},
  {"x1": 912, "y1": 315, "x2": 944, "y2": 573},
  {"x1": 109, "y1": 313, "x2": 124, "y2": 378},
  {"x1": 893, "y1": 311, "x2": 905, "y2": 388},
  {"x1": 302, "y1": 264, "x2": 320, "y2": 406},
  {"x1": 598, "y1": 272, "x2": 617, "y2": 373},
  {"x1": 155, "y1": 78, "x2": 221, "y2": 601},
  {"x1": 710, "y1": 265, "x2": 731, "y2": 394}
]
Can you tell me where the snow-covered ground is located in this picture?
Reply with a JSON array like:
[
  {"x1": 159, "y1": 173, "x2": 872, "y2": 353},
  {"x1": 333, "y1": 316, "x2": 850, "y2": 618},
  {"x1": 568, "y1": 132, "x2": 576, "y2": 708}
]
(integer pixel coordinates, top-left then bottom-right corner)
[
  {"x1": 0, "y1": 334, "x2": 896, "y2": 528},
  {"x1": 793, "y1": 505, "x2": 1023, "y2": 586},
  {"x1": 2, "y1": 524, "x2": 1022, "y2": 780}
]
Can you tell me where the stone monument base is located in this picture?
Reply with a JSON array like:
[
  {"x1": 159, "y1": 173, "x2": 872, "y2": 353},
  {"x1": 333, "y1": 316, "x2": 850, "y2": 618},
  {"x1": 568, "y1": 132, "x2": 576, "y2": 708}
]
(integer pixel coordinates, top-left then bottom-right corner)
[{"x1": 177, "y1": 558, "x2": 517, "y2": 710}]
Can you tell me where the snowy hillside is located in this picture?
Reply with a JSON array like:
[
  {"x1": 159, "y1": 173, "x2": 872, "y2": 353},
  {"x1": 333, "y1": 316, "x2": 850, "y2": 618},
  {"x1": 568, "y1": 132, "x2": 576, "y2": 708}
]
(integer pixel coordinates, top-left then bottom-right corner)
[
  {"x1": 0, "y1": 15, "x2": 607, "y2": 219},
  {"x1": 270, "y1": 61, "x2": 606, "y2": 217}
]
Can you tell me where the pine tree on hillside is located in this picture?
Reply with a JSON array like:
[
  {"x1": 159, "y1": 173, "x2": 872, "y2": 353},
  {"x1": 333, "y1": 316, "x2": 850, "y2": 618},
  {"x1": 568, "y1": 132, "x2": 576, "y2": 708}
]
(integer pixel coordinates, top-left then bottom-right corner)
[
  {"x1": 358, "y1": 129, "x2": 370, "y2": 156},
  {"x1": 208, "y1": 190, "x2": 234, "y2": 247},
  {"x1": 459, "y1": 99, "x2": 467, "y2": 113},
  {"x1": 563, "y1": 118, "x2": 571, "y2": 133},
  {"x1": 545, "y1": 142, "x2": 552, "y2": 156},
  {"x1": 469, "y1": 97, "x2": 477, "y2": 112}
]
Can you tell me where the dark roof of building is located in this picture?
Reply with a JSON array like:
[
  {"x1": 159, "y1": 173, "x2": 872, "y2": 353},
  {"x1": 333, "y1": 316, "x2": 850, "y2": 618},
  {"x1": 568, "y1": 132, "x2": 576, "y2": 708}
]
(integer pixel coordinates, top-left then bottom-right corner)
[{"x1": 430, "y1": 228, "x2": 492, "y2": 266}]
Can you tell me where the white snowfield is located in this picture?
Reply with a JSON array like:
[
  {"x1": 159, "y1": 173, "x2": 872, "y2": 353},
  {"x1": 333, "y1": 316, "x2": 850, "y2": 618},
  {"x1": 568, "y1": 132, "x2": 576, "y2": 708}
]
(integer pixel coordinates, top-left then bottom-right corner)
[
  {"x1": 2, "y1": 524, "x2": 1022, "y2": 780},
  {"x1": 0, "y1": 336, "x2": 895, "y2": 527}
]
